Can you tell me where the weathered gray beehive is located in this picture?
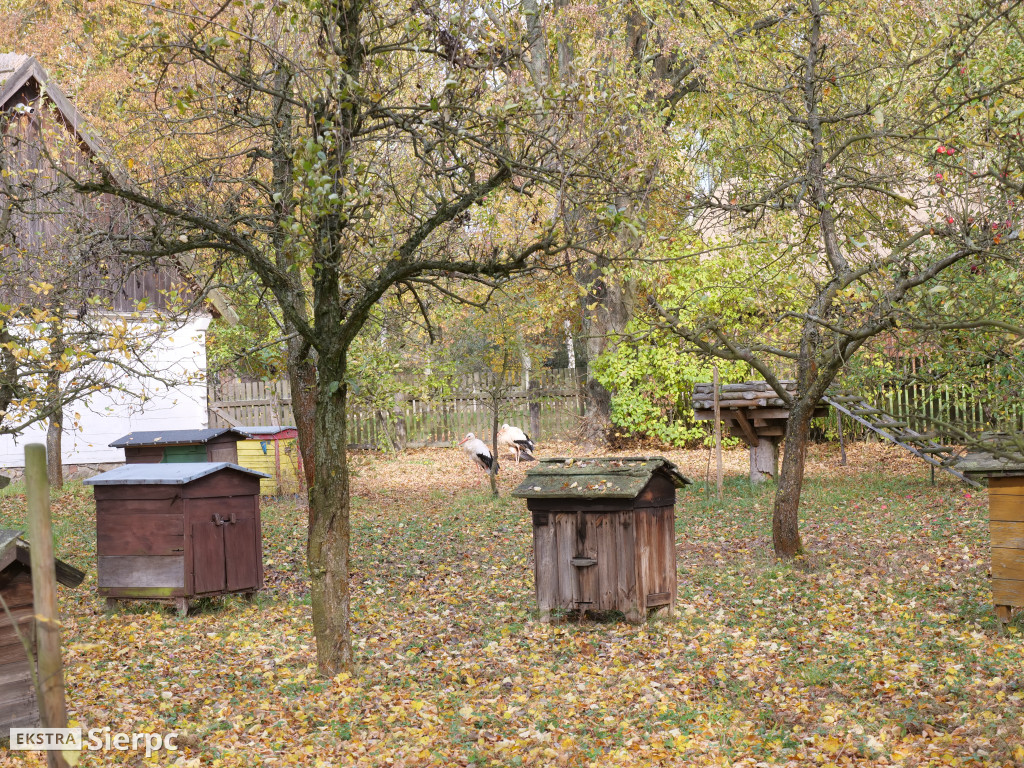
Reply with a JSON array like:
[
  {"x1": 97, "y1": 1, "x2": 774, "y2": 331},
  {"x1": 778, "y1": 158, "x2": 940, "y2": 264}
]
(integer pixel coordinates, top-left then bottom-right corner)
[
  {"x1": 0, "y1": 530, "x2": 84, "y2": 730},
  {"x1": 84, "y1": 463, "x2": 268, "y2": 616},
  {"x1": 512, "y1": 457, "x2": 691, "y2": 623}
]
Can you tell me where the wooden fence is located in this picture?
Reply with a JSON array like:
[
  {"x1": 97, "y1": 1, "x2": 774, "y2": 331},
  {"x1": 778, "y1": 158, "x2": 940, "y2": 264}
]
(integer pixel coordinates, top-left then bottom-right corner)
[
  {"x1": 209, "y1": 370, "x2": 1023, "y2": 448},
  {"x1": 208, "y1": 368, "x2": 586, "y2": 448}
]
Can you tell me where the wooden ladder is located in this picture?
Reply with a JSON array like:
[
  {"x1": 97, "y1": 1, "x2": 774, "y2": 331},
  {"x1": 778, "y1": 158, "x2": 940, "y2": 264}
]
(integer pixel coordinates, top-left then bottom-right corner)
[{"x1": 823, "y1": 392, "x2": 981, "y2": 487}]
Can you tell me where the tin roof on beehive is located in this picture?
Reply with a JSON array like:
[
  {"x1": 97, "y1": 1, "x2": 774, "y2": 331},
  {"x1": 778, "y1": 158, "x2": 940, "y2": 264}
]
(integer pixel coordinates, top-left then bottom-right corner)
[
  {"x1": 239, "y1": 426, "x2": 297, "y2": 438},
  {"x1": 109, "y1": 428, "x2": 249, "y2": 448},
  {"x1": 83, "y1": 462, "x2": 269, "y2": 486},
  {"x1": 512, "y1": 457, "x2": 692, "y2": 500}
]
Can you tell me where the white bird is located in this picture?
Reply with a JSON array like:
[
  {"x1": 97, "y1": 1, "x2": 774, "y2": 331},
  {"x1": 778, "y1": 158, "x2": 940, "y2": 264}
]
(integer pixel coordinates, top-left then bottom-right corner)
[
  {"x1": 497, "y1": 423, "x2": 536, "y2": 463},
  {"x1": 459, "y1": 433, "x2": 498, "y2": 479}
]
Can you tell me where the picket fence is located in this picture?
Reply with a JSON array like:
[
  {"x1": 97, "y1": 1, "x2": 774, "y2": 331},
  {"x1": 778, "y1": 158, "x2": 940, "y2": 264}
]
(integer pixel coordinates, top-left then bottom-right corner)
[
  {"x1": 208, "y1": 370, "x2": 1023, "y2": 449},
  {"x1": 208, "y1": 368, "x2": 586, "y2": 448}
]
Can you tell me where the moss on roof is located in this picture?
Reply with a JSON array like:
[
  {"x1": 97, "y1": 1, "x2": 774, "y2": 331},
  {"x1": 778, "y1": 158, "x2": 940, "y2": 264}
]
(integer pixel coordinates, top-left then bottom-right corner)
[{"x1": 511, "y1": 457, "x2": 692, "y2": 500}]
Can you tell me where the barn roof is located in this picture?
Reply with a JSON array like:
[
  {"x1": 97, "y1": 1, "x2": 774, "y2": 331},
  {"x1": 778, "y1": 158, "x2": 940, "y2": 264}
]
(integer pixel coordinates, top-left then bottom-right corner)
[
  {"x1": 0, "y1": 529, "x2": 86, "y2": 587},
  {"x1": 512, "y1": 457, "x2": 692, "y2": 500},
  {"x1": 109, "y1": 428, "x2": 249, "y2": 448},
  {"x1": 0, "y1": 53, "x2": 108, "y2": 159},
  {"x1": 0, "y1": 53, "x2": 240, "y2": 324},
  {"x1": 83, "y1": 462, "x2": 269, "y2": 485}
]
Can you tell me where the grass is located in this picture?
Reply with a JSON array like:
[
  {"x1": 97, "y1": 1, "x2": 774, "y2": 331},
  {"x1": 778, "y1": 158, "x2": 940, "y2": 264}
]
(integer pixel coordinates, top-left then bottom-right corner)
[{"x1": 1, "y1": 440, "x2": 1022, "y2": 767}]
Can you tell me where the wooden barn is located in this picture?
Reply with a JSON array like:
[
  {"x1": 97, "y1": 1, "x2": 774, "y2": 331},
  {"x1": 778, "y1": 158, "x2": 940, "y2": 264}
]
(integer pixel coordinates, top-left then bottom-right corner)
[
  {"x1": 237, "y1": 426, "x2": 304, "y2": 496},
  {"x1": 84, "y1": 463, "x2": 268, "y2": 616},
  {"x1": 0, "y1": 529, "x2": 84, "y2": 730},
  {"x1": 0, "y1": 53, "x2": 236, "y2": 473},
  {"x1": 512, "y1": 457, "x2": 692, "y2": 623},
  {"x1": 110, "y1": 428, "x2": 248, "y2": 465}
]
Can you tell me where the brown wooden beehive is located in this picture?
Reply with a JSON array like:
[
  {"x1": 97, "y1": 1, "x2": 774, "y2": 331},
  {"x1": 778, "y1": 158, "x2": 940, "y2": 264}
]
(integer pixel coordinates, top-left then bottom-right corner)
[
  {"x1": 110, "y1": 428, "x2": 248, "y2": 465},
  {"x1": 512, "y1": 457, "x2": 692, "y2": 623},
  {"x1": 960, "y1": 447, "x2": 1024, "y2": 623},
  {"x1": 83, "y1": 463, "x2": 268, "y2": 616},
  {"x1": 0, "y1": 530, "x2": 84, "y2": 730}
]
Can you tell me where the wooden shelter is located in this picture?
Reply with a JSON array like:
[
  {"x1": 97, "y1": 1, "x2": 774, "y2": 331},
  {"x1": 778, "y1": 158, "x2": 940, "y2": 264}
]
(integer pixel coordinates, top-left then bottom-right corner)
[
  {"x1": 512, "y1": 457, "x2": 692, "y2": 623},
  {"x1": 110, "y1": 428, "x2": 248, "y2": 465},
  {"x1": 959, "y1": 445, "x2": 1024, "y2": 623},
  {"x1": 237, "y1": 426, "x2": 304, "y2": 496},
  {"x1": 0, "y1": 529, "x2": 84, "y2": 730},
  {"x1": 84, "y1": 462, "x2": 268, "y2": 616},
  {"x1": 692, "y1": 381, "x2": 829, "y2": 483}
]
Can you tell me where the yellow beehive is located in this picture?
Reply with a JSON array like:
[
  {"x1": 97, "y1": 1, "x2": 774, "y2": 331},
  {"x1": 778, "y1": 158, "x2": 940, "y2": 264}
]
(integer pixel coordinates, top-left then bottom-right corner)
[
  {"x1": 960, "y1": 447, "x2": 1024, "y2": 624},
  {"x1": 236, "y1": 427, "x2": 304, "y2": 496}
]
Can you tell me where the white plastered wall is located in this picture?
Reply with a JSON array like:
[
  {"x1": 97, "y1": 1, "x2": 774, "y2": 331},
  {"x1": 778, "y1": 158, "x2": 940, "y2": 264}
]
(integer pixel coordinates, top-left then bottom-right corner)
[{"x1": 0, "y1": 315, "x2": 211, "y2": 467}]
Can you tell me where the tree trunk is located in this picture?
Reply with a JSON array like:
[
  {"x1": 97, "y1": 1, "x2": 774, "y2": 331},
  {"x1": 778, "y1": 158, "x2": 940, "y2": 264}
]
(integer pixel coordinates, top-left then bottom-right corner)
[
  {"x1": 46, "y1": 410, "x2": 63, "y2": 489},
  {"x1": 749, "y1": 438, "x2": 778, "y2": 484},
  {"x1": 772, "y1": 403, "x2": 813, "y2": 558},
  {"x1": 579, "y1": 262, "x2": 633, "y2": 447},
  {"x1": 489, "y1": 406, "x2": 499, "y2": 497},
  {"x1": 286, "y1": 335, "x2": 317, "y2": 502},
  {"x1": 308, "y1": 366, "x2": 352, "y2": 675}
]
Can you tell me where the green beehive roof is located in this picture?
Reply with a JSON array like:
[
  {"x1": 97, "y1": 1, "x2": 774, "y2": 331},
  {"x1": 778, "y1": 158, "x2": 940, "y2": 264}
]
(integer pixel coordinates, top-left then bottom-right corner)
[{"x1": 511, "y1": 457, "x2": 692, "y2": 500}]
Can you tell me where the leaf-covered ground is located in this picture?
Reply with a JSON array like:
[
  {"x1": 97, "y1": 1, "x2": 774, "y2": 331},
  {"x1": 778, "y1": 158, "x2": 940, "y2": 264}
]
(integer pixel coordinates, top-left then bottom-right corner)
[{"x1": 2, "y1": 441, "x2": 1022, "y2": 767}]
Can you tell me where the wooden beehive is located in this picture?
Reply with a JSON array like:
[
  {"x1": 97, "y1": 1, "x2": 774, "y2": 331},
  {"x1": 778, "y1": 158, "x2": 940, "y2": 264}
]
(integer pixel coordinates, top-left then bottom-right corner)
[
  {"x1": 512, "y1": 457, "x2": 692, "y2": 623},
  {"x1": 0, "y1": 530, "x2": 84, "y2": 730},
  {"x1": 110, "y1": 428, "x2": 248, "y2": 465},
  {"x1": 237, "y1": 426, "x2": 304, "y2": 496},
  {"x1": 83, "y1": 463, "x2": 268, "y2": 616},
  {"x1": 960, "y1": 448, "x2": 1024, "y2": 623}
]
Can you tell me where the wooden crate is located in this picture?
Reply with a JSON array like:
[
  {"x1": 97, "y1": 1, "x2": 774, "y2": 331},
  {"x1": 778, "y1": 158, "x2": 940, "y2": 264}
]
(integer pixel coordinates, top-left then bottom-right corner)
[
  {"x1": 0, "y1": 530, "x2": 84, "y2": 731},
  {"x1": 84, "y1": 463, "x2": 268, "y2": 616},
  {"x1": 513, "y1": 458, "x2": 691, "y2": 623},
  {"x1": 110, "y1": 428, "x2": 248, "y2": 465}
]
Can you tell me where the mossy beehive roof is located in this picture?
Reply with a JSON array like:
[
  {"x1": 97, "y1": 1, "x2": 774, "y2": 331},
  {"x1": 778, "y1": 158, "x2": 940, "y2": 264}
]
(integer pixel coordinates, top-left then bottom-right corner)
[{"x1": 511, "y1": 457, "x2": 692, "y2": 500}]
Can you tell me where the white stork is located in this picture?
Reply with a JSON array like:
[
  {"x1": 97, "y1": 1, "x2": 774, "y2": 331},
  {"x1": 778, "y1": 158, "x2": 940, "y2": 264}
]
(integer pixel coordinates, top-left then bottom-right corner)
[
  {"x1": 497, "y1": 423, "x2": 536, "y2": 463},
  {"x1": 459, "y1": 433, "x2": 498, "y2": 480}
]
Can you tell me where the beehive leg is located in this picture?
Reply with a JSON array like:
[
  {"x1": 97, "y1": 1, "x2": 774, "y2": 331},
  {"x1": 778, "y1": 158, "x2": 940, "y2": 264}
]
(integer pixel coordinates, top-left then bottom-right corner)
[
  {"x1": 175, "y1": 598, "x2": 189, "y2": 617},
  {"x1": 995, "y1": 604, "x2": 1012, "y2": 624},
  {"x1": 242, "y1": 591, "x2": 257, "y2": 603},
  {"x1": 104, "y1": 598, "x2": 120, "y2": 613}
]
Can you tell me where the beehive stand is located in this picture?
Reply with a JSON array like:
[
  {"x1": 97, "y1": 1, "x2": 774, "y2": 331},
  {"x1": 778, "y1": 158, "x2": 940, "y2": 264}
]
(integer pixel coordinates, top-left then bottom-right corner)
[{"x1": 692, "y1": 381, "x2": 828, "y2": 483}]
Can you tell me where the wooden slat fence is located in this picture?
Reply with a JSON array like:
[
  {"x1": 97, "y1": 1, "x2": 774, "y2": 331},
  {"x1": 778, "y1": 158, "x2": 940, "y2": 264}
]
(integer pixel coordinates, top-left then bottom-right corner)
[{"x1": 209, "y1": 368, "x2": 586, "y2": 448}]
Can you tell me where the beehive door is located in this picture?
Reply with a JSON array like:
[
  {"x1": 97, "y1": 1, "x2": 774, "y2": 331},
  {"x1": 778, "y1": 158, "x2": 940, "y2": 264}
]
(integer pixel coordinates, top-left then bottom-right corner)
[
  {"x1": 224, "y1": 517, "x2": 260, "y2": 591},
  {"x1": 572, "y1": 512, "x2": 600, "y2": 609},
  {"x1": 191, "y1": 518, "x2": 226, "y2": 594}
]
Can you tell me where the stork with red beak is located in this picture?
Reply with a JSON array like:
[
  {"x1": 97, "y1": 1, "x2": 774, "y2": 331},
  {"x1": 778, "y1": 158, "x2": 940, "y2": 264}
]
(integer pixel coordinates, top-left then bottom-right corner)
[
  {"x1": 459, "y1": 432, "x2": 498, "y2": 479},
  {"x1": 497, "y1": 423, "x2": 536, "y2": 463}
]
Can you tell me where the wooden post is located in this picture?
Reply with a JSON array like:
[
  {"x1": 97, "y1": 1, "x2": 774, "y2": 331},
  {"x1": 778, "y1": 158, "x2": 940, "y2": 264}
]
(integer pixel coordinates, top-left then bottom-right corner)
[
  {"x1": 749, "y1": 438, "x2": 778, "y2": 484},
  {"x1": 837, "y1": 410, "x2": 847, "y2": 466},
  {"x1": 528, "y1": 381, "x2": 541, "y2": 441},
  {"x1": 25, "y1": 444, "x2": 70, "y2": 768},
  {"x1": 713, "y1": 366, "x2": 723, "y2": 498}
]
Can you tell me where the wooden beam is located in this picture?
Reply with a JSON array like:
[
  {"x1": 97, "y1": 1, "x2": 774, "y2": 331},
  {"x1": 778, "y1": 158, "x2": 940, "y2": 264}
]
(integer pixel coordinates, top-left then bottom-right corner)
[
  {"x1": 731, "y1": 409, "x2": 759, "y2": 448},
  {"x1": 25, "y1": 444, "x2": 70, "y2": 768}
]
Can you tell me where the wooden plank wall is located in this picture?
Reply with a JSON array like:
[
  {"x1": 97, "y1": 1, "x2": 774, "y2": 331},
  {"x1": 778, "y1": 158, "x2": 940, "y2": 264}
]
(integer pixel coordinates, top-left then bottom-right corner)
[{"x1": 209, "y1": 369, "x2": 587, "y2": 448}]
